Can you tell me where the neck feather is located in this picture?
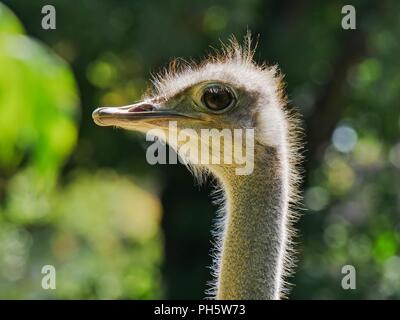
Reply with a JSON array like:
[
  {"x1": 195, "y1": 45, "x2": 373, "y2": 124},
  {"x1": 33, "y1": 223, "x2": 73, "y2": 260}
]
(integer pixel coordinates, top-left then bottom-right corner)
[{"x1": 212, "y1": 144, "x2": 291, "y2": 300}]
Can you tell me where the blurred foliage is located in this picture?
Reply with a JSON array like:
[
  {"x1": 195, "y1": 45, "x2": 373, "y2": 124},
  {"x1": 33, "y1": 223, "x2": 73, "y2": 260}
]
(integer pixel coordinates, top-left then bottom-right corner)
[
  {"x1": 0, "y1": 3, "x2": 163, "y2": 299},
  {"x1": 0, "y1": 0, "x2": 399, "y2": 299}
]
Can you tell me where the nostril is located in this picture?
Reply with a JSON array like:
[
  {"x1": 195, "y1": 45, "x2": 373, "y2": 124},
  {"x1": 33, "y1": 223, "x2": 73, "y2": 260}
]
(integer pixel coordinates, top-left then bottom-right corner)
[{"x1": 128, "y1": 104, "x2": 155, "y2": 113}]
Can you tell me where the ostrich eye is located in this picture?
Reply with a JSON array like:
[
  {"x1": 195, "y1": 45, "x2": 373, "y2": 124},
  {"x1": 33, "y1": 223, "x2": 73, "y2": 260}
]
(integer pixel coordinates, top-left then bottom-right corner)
[{"x1": 201, "y1": 85, "x2": 236, "y2": 112}]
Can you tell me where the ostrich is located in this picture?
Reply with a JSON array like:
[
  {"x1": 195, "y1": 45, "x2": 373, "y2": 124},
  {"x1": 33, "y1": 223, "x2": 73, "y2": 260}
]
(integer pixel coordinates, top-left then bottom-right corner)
[{"x1": 92, "y1": 36, "x2": 302, "y2": 300}]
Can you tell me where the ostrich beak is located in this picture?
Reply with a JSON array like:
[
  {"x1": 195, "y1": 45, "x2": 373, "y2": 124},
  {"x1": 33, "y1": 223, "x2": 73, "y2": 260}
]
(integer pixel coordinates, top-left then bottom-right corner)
[{"x1": 92, "y1": 102, "x2": 194, "y2": 127}]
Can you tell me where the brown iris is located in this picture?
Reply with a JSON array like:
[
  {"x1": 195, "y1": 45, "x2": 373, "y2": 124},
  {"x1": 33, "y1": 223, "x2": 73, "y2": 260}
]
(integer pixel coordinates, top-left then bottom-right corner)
[{"x1": 201, "y1": 85, "x2": 236, "y2": 112}]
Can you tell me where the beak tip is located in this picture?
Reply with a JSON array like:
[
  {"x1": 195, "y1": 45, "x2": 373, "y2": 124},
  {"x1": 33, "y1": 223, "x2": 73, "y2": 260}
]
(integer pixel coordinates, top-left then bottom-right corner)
[{"x1": 92, "y1": 107, "x2": 106, "y2": 126}]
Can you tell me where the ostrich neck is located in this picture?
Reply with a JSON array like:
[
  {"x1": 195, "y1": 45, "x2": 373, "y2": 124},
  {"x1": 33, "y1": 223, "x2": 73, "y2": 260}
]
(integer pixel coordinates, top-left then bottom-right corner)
[{"x1": 215, "y1": 145, "x2": 289, "y2": 300}]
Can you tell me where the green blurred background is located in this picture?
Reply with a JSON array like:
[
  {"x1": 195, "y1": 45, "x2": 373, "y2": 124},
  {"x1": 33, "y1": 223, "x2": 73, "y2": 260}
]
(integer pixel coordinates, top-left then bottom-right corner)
[{"x1": 0, "y1": 0, "x2": 399, "y2": 299}]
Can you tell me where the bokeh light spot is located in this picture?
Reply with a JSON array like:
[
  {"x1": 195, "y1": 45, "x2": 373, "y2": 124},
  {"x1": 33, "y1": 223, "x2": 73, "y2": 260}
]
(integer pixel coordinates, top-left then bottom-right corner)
[
  {"x1": 305, "y1": 186, "x2": 330, "y2": 211},
  {"x1": 332, "y1": 125, "x2": 358, "y2": 153}
]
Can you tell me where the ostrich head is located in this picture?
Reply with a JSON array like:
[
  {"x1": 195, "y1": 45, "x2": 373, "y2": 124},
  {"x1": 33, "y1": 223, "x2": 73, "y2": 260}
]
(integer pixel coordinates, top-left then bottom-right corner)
[{"x1": 93, "y1": 37, "x2": 293, "y2": 179}]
